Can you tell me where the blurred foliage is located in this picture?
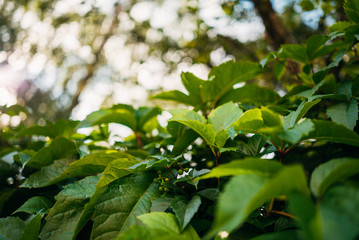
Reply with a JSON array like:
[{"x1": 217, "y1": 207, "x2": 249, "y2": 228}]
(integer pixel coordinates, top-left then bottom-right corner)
[{"x1": 0, "y1": 0, "x2": 351, "y2": 125}]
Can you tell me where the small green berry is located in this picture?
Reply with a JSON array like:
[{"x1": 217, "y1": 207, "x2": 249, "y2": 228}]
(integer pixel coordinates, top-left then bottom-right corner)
[
  {"x1": 159, "y1": 186, "x2": 163, "y2": 191},
  {"x1": 164, "y1": 187, "x2": 170, "y2": 192},
  {"x1": 177, "y1": 169, "x2": 183, "y2": 175},
  {"x1": 153, "y1": 178, "x2": 159, "y2": 182},
  {"x1": 157, "y1": 170, "x2": 162, "y2": 175},
  {"x1": 161, "y1": 181, "x2": 165, "y2": 186},
  {"x1": 184, "y1": 168, "x2": 189, "y2": 172},
  {"x1": 165, "y1": 178, "x2": 170, "y2": 182},
  {"x1": 206, "y1": 161, "x2": 214, "y2": 168}
]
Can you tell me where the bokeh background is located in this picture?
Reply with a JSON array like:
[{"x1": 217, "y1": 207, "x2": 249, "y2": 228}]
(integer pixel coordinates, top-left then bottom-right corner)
[{"x1": 0, "y1": 0, "x2": 346, "y2": 127}]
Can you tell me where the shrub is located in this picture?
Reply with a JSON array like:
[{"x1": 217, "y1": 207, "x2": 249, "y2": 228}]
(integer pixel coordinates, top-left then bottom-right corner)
[{"x1": 1, "y1": 3, "x2": 359, "y2": 239}]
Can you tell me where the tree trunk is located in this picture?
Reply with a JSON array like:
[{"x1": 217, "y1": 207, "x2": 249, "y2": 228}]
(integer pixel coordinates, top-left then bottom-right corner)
[{"x1": 251, "y1": 0, "x2": 293, "y2": 49}]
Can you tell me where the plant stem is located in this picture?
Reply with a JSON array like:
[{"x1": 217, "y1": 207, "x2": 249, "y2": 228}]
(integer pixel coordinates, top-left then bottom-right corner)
[
  {"x1": 135, "y1": 132, "x2": 143, "y2": 149},
  {"x1": 271, "y1": 210, "x2": 296, "y2": 220},
  {"x1": 267, "y1": 198, "x2": 275, "y2": 216}
]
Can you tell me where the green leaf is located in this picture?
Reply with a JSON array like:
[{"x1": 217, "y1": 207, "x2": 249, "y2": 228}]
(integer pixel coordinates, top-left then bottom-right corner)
[
  {"x1": 17, "y1": 125, "x2": 56, "y2": 138},
  {"x1": 288, "y1": 193, "x2": 322, "y2": 240},
  {"x1": 91, "y1": 172, "x2": 161, "y2": 239},
  {"x1": 235, "y1": 135, "x2": 268, "y2": 156},
  {"x1": 118, "y1": 225, "x2": 180, "y2": 240},
  {"x1": 21, "y1": 158, "x2": 75, "y2": 188},
  {"x1": 49, "y1": 137, "x2": 77, "y2": 159},
  {"x1": 95, "y1": 158, "x2": 140, "y2": 189},
  {"x1": 251, "y1": 230, "x2": 301, "y2": 240},
  {"x1": 21, "y1": 213, "x2": 42, "y2": 240},
  {"x1": 136, "y1": 106, "x2": 162, "y2": 132},
  {"x1": 320, "y1": 185, "x2": 359, "y2": 240},
  {"x1": 22, "y1": 151, "x2": 131, "y2": 188},
  {"x1": 208, "y1": 102, "x2": 242, "y2": 133},
  {"x1": 93, "y1": 109, "x2": 137, "y2": 131},
  {"x1": 279, "y1": 119, "x2": 315, "y2": 144},
  {"x1": 338, "y1": 81, "x2": 353, "y2": 100},
  {"x1": 208, "y1": 165, "x2": 309, "y2": 237},
  {"x1": 171, "y1": 195, "x2": 202, "y2": 231},
  {"x1": 215, "y1": 129, "x2": 230, "y2": 149},
  {"x1": 199, "y1": 158, "x2": 283, "y2": 180},
  {"x1": 0, "y1": 217, "x2": 25, "y2": 240},
  {"x1": 306, "y1": 34, "x2": 331, "y2": 60},
  {"x1": 218, "y1": 84, "x2": 280, "y2": 106},
  {"x1": 344, "y1": 0, "x2": 359, "y2": 23},
  {"x1": 310, "y1": 158, "x2": 359, "y2": 197},
  {"x1": 24, "y1": 147, "x2": 53, "y2": 169},
  {"x1": 151, "y1": 197, "x2": 173, "y2": 212},
  {"x1": 203, "y1": 61, "x2": 262, "y2": 102},
  {"x1": 39, "y1": 197, "x2": 88, "y2": 240},
  {"x1": 302, "y1": 120, "x2": 359, "y2": 146},
  {"x1": 51, "y1": 119, "x2": 79, "y2": 138},
  {"x1": 57, "y1": 175, "x2": 100, "y2": 199},
  {"x1": 278, "y1": 44, "x2": 308, "y2": 63},
  {"x1": 13, "y1": 196, "x2": 53, "y2": 215},
  {"x1": 39, "y1": 175, "x2": 100, "y2": 240},
  {"x1": 326, "y1": 98, "x2": 358, "y2": 130},
  {"x1": 232, "y1": 108, "x2": 283, "y2": 137},
  {"x1": 181, "y1": 72, "x2": 205, "y2": 106},
  {"x1": 170, "y1": 110, "x2": 216, "y2": 145},
  {"x1": 171, "y1": 127, "x2": 199, "y2": 156},
  {"x1": 137, "y1": 212, "x2": 200, "y2": 240},
  {"x1": 77, "y1": 109, "x2": 112, "y2": 128},
  {"x1": 152, "y1": 90, "x2": 194, "y2": 106},
  {"x1": 62, "y1": 151, "x2": 133, "y2": 180},
  {"x1": 300, "y1": 0, "x2": 315, "y2": 11},
  {"x1": 284, "y1": 99, "x2": 321, "y2": 128}
]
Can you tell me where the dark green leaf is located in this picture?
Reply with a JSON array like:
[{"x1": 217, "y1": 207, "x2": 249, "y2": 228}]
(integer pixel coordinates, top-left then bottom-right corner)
[
  {"x1": 203, "y1": 61, "x2": 262, "y2": 102},
  {"x1": 251, "y1": 230, "x2": 301, "y2": 240},
  {"x1": 151, "y1": 197, "x2": 173, "y2": 212},
  {"x1": 13, "y1": 196, "x2": 53, "y2": 215},
  {"x1": 207, "y1": 165, "x2": 309, "y2": 237},
  {"x1": 24, "y1": 147, "x2": 53, "y2": 168},
  {"x1": 300, "y1": 0, "x2": 315, "y2": 11},
  {"x1": 49, "y1": 137, "x2": 77, "y2": 159},
  {"x1": 199, "y1": 158, "x2": 283, "y2": 180},
  {"x1": 306, "y1": 34, "x2": 330, "y2": 60},
  {"x1": 278, "y1": 44, "x2": 308, "y2": 63},
  {"x1": 91, "y1": 172, "x2": 161, "y2": 239},
  {"x1": 302, "y1": 120, "x2": 359, "y2": 146},
  {"x1": 279, "y1": 119, "x2": 314, "y2": 144},
  {"x1": 288, "y1": 193, "x2": 322, "y2": 240},
  {"x1": 152, "y1": 90, "x2": 194, "y2": 106},
  {"x1": 0, "y1": 217, "x2": 25, "y2": 240},
  {"x1": 136, "y1": 106, "x2": 162, "y2": 132},
  {"x1": 284, "y1": 99, "x2": 321, "y2": 128},
  {"x1": 344, "y1": 0, "x2": 359, "y2": 23},
  {"x1": 57, "y1": 175, "x2": 100, "y2": 199},
  {"x1": 39, "y1": 197, "x2": 88, "y2": 240},
  {"x1": 171, "y1": 195, "x2": 202, "y2": 231},
  {"x1": 137, "y1": 212, "x2": 200, "y2": 240},
  {"x1": 181, "y1": 72, "x2": 205, "y2": 106},
  {"x1": 17, "y1": 125, "x2": 56, "y2": 138},
  {"x1": 93, "y1": 109, "x2": 137, "y2": 131},
  {"x1": 218, "y1": 84, "x2": 280, "y2": 106},
  {"x1": 326, "y1": 99, "x2": 358, "y2": 130},
  {"x1": 21, "y1": 213, "x2": 42, "y2": 240},
  {"x1": 21, "y1": 158, "x2": 75, "y2": 188},
  {"x1": 310, "y1": 158, "x2": 359, "y2": 197},
  {"x1": 320, "y1": 185, "x2": 359, "y2": 240}
]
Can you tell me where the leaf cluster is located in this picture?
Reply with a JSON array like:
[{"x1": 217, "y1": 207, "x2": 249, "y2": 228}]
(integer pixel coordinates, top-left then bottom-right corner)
[{"x1": 1, "y1": 3, "x2": 359, "y2": 239}]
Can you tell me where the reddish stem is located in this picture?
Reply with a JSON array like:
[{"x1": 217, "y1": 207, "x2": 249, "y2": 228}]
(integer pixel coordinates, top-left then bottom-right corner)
[{"x1": 135, "y1": 132, "x2": 143, "y2": 149}]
